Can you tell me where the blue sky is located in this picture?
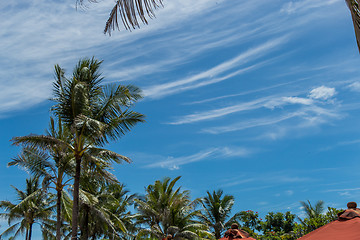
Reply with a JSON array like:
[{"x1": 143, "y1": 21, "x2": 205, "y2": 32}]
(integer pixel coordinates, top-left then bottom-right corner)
[{"x1": 1, "y1": 0, "x2": 360, "y2": 235}]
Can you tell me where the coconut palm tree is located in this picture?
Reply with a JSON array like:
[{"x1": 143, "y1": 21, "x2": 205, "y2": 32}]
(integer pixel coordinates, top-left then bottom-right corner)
[
  {"x1": 0, "y1": 177, "x2": 54, "y2": 240},
  {"x1": 135, "y1": 176, "x2": 211, "y2": 240},
  {"x1": 77, "y1": 171, "x2": 134, "y2": 240},
  {"x1": 100, "y1": 183, "x2": 138, "y2": 240},
  {"x1": 197, "y1": 190, "x2": 240, "y2": 239},
  {"x1": 51, "y1": 57, "x2": 145, "y2": 239},
  {"x1": 297, "y1": 200, "x2": 325, "y2": 234},
  {"x1": 300, "y1": 200, "x2": 324, "y2": 220},
  {"x1": 11, "y1": 117, "x2": 74, "y2": 240}
]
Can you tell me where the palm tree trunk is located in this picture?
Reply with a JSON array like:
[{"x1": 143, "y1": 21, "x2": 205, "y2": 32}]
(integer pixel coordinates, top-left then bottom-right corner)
[
  {"x1": 82, "y1": 205, "x2": 90, "y2": 240},
  {"x1": 28, "y1": 223, "x2": 33, "y2": 240},
  {"x1": 56, "y1": 188, "x2": 62, "y2": 240},
  {"x1": 72, "y1": 155, "x2": 82, "y2": 239},
  {"x1": 25, "y1": 228, "x2": 29, "y2": 240}
]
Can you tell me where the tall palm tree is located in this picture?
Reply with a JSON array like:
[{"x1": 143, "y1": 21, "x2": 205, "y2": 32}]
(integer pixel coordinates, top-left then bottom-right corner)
[
  {"x1": 198, "y1": 190, "x2": 239, "y2": 239},
  {"x1": 0, "y1": 177, "x2": 54, "y2": 240},
  {"x1": 51, "y1": 57, "x2": 145, "y2": 239},
  {"x1": 11, "y1": 117, "x2": 74, "y2": 240},
  {"x1": 135, "y1": 176, "x2": 211, "y2": 240}
]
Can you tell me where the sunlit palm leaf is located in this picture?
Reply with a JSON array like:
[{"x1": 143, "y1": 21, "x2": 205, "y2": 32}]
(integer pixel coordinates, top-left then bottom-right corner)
[{"x1": 9, "y1": 147, "x2": 54, "y2": 179}]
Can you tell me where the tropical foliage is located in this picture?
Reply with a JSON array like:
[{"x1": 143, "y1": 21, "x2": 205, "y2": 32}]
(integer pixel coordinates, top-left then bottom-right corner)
[
  {"x1": 10, "y1": 117, "x2": 74, "y2": 240},
  {"x1": 0, "y1": 173, "x2": 345, "y2": 240},
  {"x1": 51, "y1": 57, "x2": 145, "y2": 239},
  {"x1": 198, "y1": 190, "x2": 240, "y2": 239},
  {"x1": 293, "y1": 200, "x2": 343, "y2": 238},
  {"x1": 2, "y1": 57, "x2": 346, "y2": 240},
  {"x1": 135, "y1": 176, "x2": 211, "y2": 240},
  {"x1": 5, "y1": 57, "x2": 145, "y2": 240},
  {"x1": 0, "y1": 177, "x2": 54, "y2": 240}
]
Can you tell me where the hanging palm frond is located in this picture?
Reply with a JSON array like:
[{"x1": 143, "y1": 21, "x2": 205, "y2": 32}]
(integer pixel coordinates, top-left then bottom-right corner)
[
  {"x1": 104, "y1": 0, "x2": 164, "y2": 35},
  {"x1": 346, "y1": 0, "x2": 360, "y2": 53}
]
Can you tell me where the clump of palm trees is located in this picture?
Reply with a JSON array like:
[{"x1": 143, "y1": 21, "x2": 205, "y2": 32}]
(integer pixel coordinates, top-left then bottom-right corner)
[
  {"x1": 1, "y1": 58, "x2": 343, "y2": 240},
  {"x1": 4, "y1": 57, "x2": 145, "y2": 240},
  {"x1": 0, "y1": 174, "x2": 343, "y2": 240}
]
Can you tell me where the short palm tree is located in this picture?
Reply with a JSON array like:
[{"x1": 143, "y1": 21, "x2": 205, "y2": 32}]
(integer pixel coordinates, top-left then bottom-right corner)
[
  {"x1": 198, "y1": 190, "x2": 240, "y2": 239},
  {"x1": 298, "y1": 200, "x2": 325, "y2": 233},
  {"x1": 135, "y1": 176, "x2": 211, "y2": 240},
  {"x1": 0, "y1": 177, "x2": 54, "y2": 240},
  {"x1": 78, "y1": 171, "x2": 132, "y2": 240},
  {"x1": 11, "y1": 117, "x2": 74, "y2": 240},
  {"x1": 300, "y1": 200, "x2": 324, "y2": 220},
  {"x1": 51, "y1": 57, "x2": 145, "y2": 239},
  {"x1": 100, "y1": 183, "x2": 138, "y2": 240}
]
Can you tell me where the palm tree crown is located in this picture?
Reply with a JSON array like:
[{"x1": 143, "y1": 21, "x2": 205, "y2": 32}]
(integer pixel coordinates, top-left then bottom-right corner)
[
  {"x1": 51, "y1": 57, "x2": 145, "y2": 239},
  {"x1": 0, "y1": 177, "x2": 54, "y2": 240},
  {"x1": 135, "y1": 176, "x2": 210, "y2": 240},
  {"x1": 198, "y1": 190, "x2": 239, "y2": 239}
]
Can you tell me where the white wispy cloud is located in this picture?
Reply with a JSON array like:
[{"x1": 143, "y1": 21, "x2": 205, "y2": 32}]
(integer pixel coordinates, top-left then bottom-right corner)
[
  {"x1": 169, "y1": 87, "x2": 335, "y2": 125},
  {"x1": 324, "y1": 187, "x2": 360, "y2": 192},
  {"x1": 282, "y1": 97, "x2": 313, "y2": 105},
  {"x1": 0, "y1": 0, "x2": 347, "y2": 117},
  {"x1": 0, "y1": 0, "x2": 243, "y2": 116},
  {"x1": 285, "y1": 190, "x2": 294, "y2": 196},
  {"x1": 202, "y1": 112, "x2": 301, "y2": 134},
  {"x1": 280, "y1": 0, "x2": 339, "y2": 14},
  {"x1": 143, "y1": 37, "x2": 288, "y2": 99},
  {"x1": 221, "y1": 172, "x2": 314, "y2": 188},
  {"x1": 144, "y1": 146, "x2": 250, "y2": 170},
  {"x1": 205, "y1": 104, "x2": 341, "y2": 135},
  {"x1": 308, "y1": 86, "x2": 336, "y2": 100},
  {"x1": 347, "y1": 82, "x2": 360, "y2": 92},
  {"x1": 169, "y1": 96, "x2": 277, "y2": 125}
]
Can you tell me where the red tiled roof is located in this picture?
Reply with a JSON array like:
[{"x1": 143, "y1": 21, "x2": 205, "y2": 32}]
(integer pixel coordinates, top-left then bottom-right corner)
[{"x1": 299, "y1": 208, "x2": 360, "y2": 240}]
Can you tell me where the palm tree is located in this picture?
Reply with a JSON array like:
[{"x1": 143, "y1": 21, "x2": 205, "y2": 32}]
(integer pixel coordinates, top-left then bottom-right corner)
[
  {"x1": 51, "y1": 57, "x2": 145, "y2": 239},
  {"x1": 198, "y1": 190, "x2": 240, "y2": 239},
  {"x1": 135, "y1": 176, "x2": 211, "y2": 240},
  {"x1": 0, "y1": 177, "x2": 54, "y2": 240},
  {"x1": 100, "y1": 183, "x2": 138, "y2": 240},
  {"x1": 346, "y1": 0, "x2": 360, "y2": 53},
  {"x1": 77, "y1": 171, "x2": 133, "y2": 240},
  {"x1": 297, "y1": 200, "x2": 325, "y2": 234},
  {"x1": 300, "y1": 200, "x2": 324, "y2": 220},
  {"x1": 11, "y1": 117, "x2": 74, "y2": 240}
]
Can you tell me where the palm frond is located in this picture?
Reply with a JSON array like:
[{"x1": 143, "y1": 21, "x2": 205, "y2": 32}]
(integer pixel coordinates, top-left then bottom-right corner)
[
  {"x1": 11, "y1": 135, "x2": 70, "y2": 151},
  {"x1": 104, "y1": 0, "x2": 164, "y2": 35},
  {"x1": 9, "y1": 147, "x2": 54, "y2": 178}
]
